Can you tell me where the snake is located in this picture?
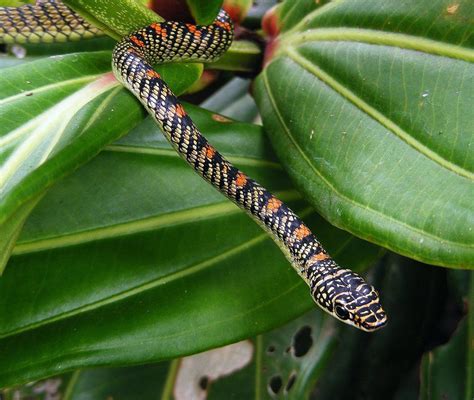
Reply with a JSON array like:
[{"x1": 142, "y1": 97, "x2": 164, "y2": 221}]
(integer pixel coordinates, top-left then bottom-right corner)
[{"x1": 0, "y1": 1, "x2": 387, "y2": 332}]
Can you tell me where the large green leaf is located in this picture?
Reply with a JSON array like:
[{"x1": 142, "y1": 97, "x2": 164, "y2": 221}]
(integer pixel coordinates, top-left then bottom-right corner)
[
  {"x1": 5, "y1": 254, "x2": 465, "y2": 398},
  {"x1": 0, "y1": 366, "x2": 169, "y2": 399},
  {"x1": 1, "y1": 310, "x2": 335, "y2": 399},
  {"x1": 0, "y1": 52, "x2": 145, "y2": 273},
  {"x1": 0, "y1": 105, "x2": 382, "y2": 388},
  {"x1": 66, "y1": 365, "x2": 171, "y2": 400},
  {"x1": 254, "y1": 0, "x2": 474, "y2": 268}
]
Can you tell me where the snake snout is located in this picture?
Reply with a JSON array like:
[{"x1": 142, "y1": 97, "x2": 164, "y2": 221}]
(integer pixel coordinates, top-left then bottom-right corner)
[{"x1": 359, "y1": 302, "x2": 388, "y2": 331}]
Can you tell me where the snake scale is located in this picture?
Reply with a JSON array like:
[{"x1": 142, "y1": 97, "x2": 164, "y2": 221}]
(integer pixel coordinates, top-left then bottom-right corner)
[{"x1": 0, "y1": 1, "x2": 387, "y2": 331}]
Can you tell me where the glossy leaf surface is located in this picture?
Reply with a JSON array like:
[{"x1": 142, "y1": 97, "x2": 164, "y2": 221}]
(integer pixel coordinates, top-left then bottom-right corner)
[
  {"x1": 254, "y1": 0, "x2": 474, "y2": 267},
  {"x1": 0, "y1": 52, "x2": 145, "y2": 273},
  {"x1": 3, "y1": 255, "x2": 469, "y2": 398},
  {"x1": 2, "y1": 311, "x2": 336, "y2": 399},
  {"x1": 0, "y1": 104, "x2": 381, "y2": 387}
]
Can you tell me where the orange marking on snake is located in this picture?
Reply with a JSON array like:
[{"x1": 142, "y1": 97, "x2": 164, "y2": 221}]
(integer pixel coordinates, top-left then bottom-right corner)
[
  {"x1": 310, "y1": 252, "x2": 330, "y2": 263},
  {"x1": 215, "y1": 21, "x2": 232, "y2": 31},
  {"x1": 146, "y1": 70, "x2": 161, "y2": 79},
  {"x1": 175, "y1": 104, "x2": 186, "y2": 117},
  {"x1": 130, "y1": 35, "x2": 145, "y2": 47},
  {"x1": 266, "y1": 197, "x2": 282, "y2": 212},
  {"x1": 150, "y1": 23, "x2": 167, "y2": 37},
  {"x1": 235, "y1": 173, "x2": 247, "y2": 187},
  {"x1": 187, "y1": 24, "x2": 202, "y2": 37},
  {"x1": 205, "y1": 145, "x2": 216, "y2": 159},
  {"x1": 294, "y1": 224, "x2": 311, "y2": 240}
]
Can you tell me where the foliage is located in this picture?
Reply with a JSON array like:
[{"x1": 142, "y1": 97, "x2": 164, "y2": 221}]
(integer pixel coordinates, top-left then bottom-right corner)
[{"x1": 0, "y1": 0, "x2": 472, "y2": 397}]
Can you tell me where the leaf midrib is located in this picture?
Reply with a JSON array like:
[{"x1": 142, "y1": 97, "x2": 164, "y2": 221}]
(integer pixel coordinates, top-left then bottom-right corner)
[
  {"x1": 0, "y1": 74, "x2": 104, "y2": 106},
  {"x1": 2, "y1": 229, "x2": 273, "y2": 339},
  {"x1": 260, "y1": 70, "x2": 474, "y2": 251},
  {"x1": 1, "y1": 278, "x2": 306, "y2": 383},
  {"x1": 284, "y1": 47, "x2": 474, "y2": 180},
  {"x1": 279, "y1": 28, "x2": 474, "y2": 62},
  {"x1": 13, "y1": 190, "x2": 301, "y2": 255},
  {"x1": 104, "y1": 144, "x2": 283, "y2": 169}
]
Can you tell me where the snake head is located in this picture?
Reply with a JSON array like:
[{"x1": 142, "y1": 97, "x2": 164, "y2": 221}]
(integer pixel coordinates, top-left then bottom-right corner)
[
  {"x1": 331, "y1": 278, "x2": 387, "y2": 332},
  {"x1": 309, "y1": 263, "x2": 387, "y2": 332}
]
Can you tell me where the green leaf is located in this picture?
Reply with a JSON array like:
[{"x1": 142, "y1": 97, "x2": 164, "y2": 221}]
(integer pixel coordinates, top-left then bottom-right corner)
[
  {"x1": 0, "y1": 105, "x2": 382, "y2": 388},
  {"x1": 3, "y1": 311, "x2": 336, "y2": 399},
  {"x1": 0, "y1": 52, "x2": 145, "y2": 274},
  {"x1": 254, "y1": 0, "x2": 474, "y2": 268},
  {"x1": 180, "y1": 310, "x2": 336, "y2": 399},
  {"x1": 276, "y1": 0, "x2": 331, "y2": 32},
  {"x1": 186, "y1": 0, "x2": 223, "y2": 25},
  {"x1": 420, "y1": 319, "x2": 470, "y2": 400},
  {"x1": 209, "y1": 40, "x2": 262, "y2": 73},
  {"x1": 232, "y1": 310, "x2": 336, "y2": 399},
  {"x1": 0, "y1": 0, "x2": 35, "y2": 6},
  {"x1": 63, "y1": 0, "x2": 162, "y2": 40},
  {"x1": 18, "y1": 36, "x2": 115, "y2": 57},
  {"x1": 0, "y1": 366, "x2": 169, "y2": 399},
  {"x1": 67, "y1": 365, "x2": 171, "y2": 399},
  {"x1": 157, "y1": 63, "x2": 204, "y2": 96},
  {"x1": 419, "y1": 271, "x2": 473, "y2": 400},
  {"x1": 0, "y1": 36, "x2": 115, "y2": 69},
  {"x1": 200, "y1": 77, "x2": 259, "y2": 122},
  {"x1": 0, "y1": 198, "x2": 41, "y2": 276}
]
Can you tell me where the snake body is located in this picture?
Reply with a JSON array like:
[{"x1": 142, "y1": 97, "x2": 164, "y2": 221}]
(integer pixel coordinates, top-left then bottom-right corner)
[{"x1": 0, "y1": 1, "x2": 387, "y2": 331}]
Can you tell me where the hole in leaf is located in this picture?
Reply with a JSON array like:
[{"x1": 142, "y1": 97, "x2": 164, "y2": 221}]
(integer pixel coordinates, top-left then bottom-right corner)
[
  {"x1": 285, "y1": 372, "x2": 297, "y2": 392},
  {"x1": 268, "y1": 375, "x2": 283, "y2": 395},
  {"x1": 199, "y1": 376, "x2": 209, "y2": 391},
  {"x1": 293, "y1": 325, "x2": 313, "y2": 357},
  {"x1": 267, "y1": 345, "x2": 276, "y2": 354}
]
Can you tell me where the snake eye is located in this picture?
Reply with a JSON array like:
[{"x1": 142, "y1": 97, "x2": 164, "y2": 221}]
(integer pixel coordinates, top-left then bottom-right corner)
[{"x1": 334, "y1": 304, "x2": 350, "y2": 320}]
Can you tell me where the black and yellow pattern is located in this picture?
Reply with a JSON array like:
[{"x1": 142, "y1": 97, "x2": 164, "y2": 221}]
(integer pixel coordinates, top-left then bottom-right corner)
[
  {"x1": 0, "y1": 1, "x2": 387, "y2": 331},
  {"x1": 0, "y1": 1, "x2": 100, "y2": 43}
]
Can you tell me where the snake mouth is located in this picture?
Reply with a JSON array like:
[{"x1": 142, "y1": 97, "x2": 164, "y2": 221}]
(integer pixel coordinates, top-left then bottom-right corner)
[{"x1": 360, "y1": 310, "x2": 388, "y2": 332}]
